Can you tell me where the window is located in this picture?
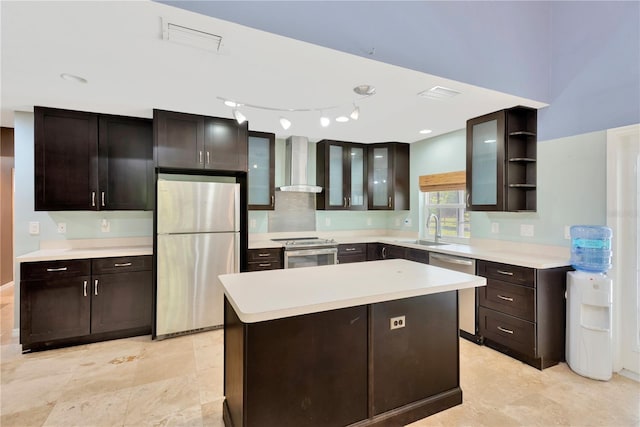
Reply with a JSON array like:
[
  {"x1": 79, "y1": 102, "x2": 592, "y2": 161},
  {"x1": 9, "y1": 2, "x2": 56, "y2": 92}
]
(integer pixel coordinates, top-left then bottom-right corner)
[{"x1": 424, "y1": 189, "x2": 470, "y2": 239}]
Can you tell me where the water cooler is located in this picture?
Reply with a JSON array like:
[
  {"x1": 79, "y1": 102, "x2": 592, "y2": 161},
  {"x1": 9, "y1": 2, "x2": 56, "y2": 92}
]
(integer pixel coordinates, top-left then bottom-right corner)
[{"x1": 566, "y1": 225, "x2": 613, "y2": 381}]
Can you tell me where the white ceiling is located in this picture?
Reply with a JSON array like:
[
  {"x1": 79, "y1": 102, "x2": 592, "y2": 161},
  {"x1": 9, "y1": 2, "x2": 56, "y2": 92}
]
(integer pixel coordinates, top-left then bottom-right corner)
[{"x1": 1, "y1": 0, "x2": 546, "y2": 143}]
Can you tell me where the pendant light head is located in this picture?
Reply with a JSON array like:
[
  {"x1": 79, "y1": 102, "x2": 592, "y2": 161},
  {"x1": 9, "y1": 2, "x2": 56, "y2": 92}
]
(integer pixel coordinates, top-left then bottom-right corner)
[
  {"x1": 320, "y1": 112, "x2": 330, "y2": 128},
  {"x1": 280, "y1": 117, "x2": 291, "y2": 130},
  {"x1": 233, "y1": 109, "x2": 247, "y2": 124},
  {"x1": 350, "y1": 105, "x2": 360, "y2": 120}
]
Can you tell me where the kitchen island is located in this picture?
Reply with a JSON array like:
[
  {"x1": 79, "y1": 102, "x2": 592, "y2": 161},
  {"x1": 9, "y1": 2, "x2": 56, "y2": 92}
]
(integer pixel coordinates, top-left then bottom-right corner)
[{"x1": 219, "y1": 259, "x2": 486, "y2": 427}]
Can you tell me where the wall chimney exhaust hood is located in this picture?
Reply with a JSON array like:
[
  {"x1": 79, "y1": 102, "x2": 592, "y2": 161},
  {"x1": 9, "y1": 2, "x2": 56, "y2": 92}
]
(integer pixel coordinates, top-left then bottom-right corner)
[{"x1": 278, "y1": 136, "x2": 322, "y2": 193}]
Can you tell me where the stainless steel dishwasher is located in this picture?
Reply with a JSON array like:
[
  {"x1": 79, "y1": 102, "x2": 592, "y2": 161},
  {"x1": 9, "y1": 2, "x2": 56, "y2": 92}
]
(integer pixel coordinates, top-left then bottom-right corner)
[{"x1": 429, "y1": 252, "x2": 481, "y2": 343}]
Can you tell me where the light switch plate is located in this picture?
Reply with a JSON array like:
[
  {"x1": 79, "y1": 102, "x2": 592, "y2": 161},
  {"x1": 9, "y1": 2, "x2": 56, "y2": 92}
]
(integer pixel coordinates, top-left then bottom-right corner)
[
  {"x1": 520, "y1": 224, "x2": 534, "y2": 237},
  {"x1": 29, "y1": 221, "x2": 40, "y2": 235},
  {"x1": 366, "y1": 217, "x2": 372, "y2": 226},
  {"x1": 325, "y1": 217, "x2": 331, "y2": 227},
  {"x1": 491, "y1": 222, "x2": 499, "y2": 233},
  {"x1": 101, "y1": 219, "x2": 110, "y2": 233},
  {"x1": 564, "y1": 225, "x2": 571, "y2": 240}
]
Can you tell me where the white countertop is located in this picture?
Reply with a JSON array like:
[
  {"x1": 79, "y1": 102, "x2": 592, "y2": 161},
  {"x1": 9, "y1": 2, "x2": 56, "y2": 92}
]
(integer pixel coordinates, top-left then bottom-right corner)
[
  {"x1": 16, "y1": 245, "x2": 153, "y2": 262},
  {"x1": 220, "y1": 259, "x2": 486, "y2": 323}
]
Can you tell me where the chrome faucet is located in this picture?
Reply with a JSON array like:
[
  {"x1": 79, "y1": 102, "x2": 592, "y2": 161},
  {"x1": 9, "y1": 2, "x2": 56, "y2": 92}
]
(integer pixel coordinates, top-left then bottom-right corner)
[{"x1": 427, "y1": 213, "x2": 441, "y2": 242}]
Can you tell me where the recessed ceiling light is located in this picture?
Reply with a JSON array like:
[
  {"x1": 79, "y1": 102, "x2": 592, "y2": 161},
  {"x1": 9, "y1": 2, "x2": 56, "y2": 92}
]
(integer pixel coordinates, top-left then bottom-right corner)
[
  {"x1": 60, "y1": 73, "x2": 87, "y2": 84},
  {"x1": 335, "y1": 116, "x2": 349, "y2": 123},
  {"x1": 353, "y1": 84, "x2": 376, "y2": 96},
  {"x1": 419, "y1": 129, "x2": 433, "y2": 135}
]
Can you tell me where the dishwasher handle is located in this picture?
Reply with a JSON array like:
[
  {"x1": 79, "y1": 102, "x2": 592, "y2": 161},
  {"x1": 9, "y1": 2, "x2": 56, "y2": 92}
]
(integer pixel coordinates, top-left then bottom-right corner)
[{"x1": 430, "y1": 253, "x2": 474, "y2": 267}]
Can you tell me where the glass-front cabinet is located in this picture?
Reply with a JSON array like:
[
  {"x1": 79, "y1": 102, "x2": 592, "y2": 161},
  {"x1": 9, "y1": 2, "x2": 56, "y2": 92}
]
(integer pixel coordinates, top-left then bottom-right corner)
[
  {"x1": 316, "y1": 140, "x2": 367, "y2": 210},
  {"x1": 248, "y1": 131, "x2": 275, "y2": 210},
  {"x1": 367, "y1": 143, "x2": 410, "y2": 210}
]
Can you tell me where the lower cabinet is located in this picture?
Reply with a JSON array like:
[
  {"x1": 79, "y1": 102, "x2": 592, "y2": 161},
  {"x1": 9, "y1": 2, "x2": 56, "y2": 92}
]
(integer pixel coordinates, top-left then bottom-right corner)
[
  {"x1": 337, "y1": 243, "x2": 367, "y2": 264},
  {"x1": 20, "y1": 255, "x2": 152, "y2": 352},
  {"x1": 246, "y1": 248, "x2": 283, "y2": 271},
  {"x1": 366, "y1": 243, "x2": 408, "y2": 261},
  {"x1": 476, "y1": 260, "x2": 570, "y2": 369}
]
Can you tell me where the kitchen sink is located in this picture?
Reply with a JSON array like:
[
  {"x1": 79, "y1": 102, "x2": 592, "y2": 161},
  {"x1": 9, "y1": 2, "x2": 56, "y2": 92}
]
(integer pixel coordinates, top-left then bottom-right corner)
[{"x1": 399, "y1": 239, "x2": 451, "y2": 247}]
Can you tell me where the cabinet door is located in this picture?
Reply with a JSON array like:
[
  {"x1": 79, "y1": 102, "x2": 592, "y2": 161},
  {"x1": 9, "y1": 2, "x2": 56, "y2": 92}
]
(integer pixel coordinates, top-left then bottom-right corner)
[
  {"x1": 91, "y1": 271, "x2": 152, "y2": 334},
  {"x1": 154, "y1": 109, "x2": 205, "y2": 169},
  {"x1": 327, "y1": 142, "x2": 348, "y2": 209},
  {"x1": 34, "y1": 107, "x2": 98, "y2": 210},
  {"x1": 248, "y1": 131, "x2": 275, "y2": 210},
  {"x1": 20, "y1": 276, "x2": 91, "y2": 346},
  {"x1": 466, "y1": 110, "x2": 505, "y2": 211},
  {"x1": 368, "y1": 145, "x2": 393, "y2": 210},
  {"x1": 98, "y1": 116, "x2": 153, "y2": 210},
  {"x1": 204, "y1": 117, "x2": 248, "y2": 171},
  {"x1": 348, "y1": 144, "x2": 367, "y2": 210}
]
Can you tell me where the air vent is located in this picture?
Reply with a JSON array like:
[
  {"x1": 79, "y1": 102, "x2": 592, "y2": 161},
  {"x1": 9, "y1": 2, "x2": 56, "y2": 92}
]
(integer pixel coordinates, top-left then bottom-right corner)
[
  {"x1": 162, "y1": 18, "x2": 222, "y2": 52},
  {"x1": 418, "y1": 86, "x2": 461, "y2": 100}
]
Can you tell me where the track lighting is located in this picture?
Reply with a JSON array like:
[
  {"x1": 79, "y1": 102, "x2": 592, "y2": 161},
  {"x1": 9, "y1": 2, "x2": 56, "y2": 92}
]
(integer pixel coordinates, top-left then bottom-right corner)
[
  {"x1": 320, "y1": 114, "x2": 330, "y2": 127},
  {"x1": 280, "y1": 117, "x2": 291, "y2": 130},
  {"x1": 350, "y1": 104, "x2": 360, "y2": 120},
  {"x1": 232, "y1": 109, "x2": 247, "y2": 124}
]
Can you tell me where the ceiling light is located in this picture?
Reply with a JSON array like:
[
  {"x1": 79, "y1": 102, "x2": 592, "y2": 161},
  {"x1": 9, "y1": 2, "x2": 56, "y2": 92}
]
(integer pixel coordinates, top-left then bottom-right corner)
[
  {"x1": 60, "y1": 73, "x2": 87, "y2": 84},
  {"x1": 280, "y1": 117, "x2": 291, "y2": 130},
  {"x1": 353, "y1": 85, "x2": 376, "y2": 96},
  {"x1": 418, "y1": 86, "x2": 461, "y2": 100},
  {"x1": 335, "y1": 116, "x2": 349, "y2": 123},
  {"x1": 419, "y1": 129, "x2": 433, "y2": 135},
  {"x1": 320, "y1": 114, "x2": 330, "y2": 127},
  {"x1": 224, "y1": 100, "x2": 239, "y2": 108},
  {"x1": 232, "y1": 109, "x2": 246, "y2": 124},
  {"x1": 350, "y1": 105, "x2": 360, "y2": 120}
]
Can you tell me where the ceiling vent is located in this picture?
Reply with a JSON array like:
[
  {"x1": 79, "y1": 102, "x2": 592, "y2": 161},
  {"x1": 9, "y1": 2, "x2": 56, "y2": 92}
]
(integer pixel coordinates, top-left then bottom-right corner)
[
  {"x1": 418, "y1": 86, "x2": 461, "y2": 100},
  {"x1": 161, "y1": 18, "x2": 222, "y2": 53}
]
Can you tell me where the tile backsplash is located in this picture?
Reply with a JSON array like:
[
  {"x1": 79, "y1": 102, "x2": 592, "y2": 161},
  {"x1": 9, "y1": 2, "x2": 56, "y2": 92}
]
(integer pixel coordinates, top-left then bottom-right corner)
[{"x1": 268, "y1": 192, "x2": 316, "y2": 232}]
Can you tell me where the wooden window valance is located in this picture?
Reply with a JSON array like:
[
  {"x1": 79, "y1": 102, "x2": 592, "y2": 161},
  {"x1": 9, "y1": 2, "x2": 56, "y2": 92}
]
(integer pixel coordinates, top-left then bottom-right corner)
[{"x1": 419, "y1": 171, "x2": 466, "y2": 192}]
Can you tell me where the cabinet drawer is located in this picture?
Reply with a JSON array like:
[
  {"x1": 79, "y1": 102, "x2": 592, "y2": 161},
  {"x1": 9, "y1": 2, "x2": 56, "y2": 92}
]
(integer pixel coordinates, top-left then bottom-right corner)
[
  {"x1": 338, "y1": 254, "x2": 367, "y2": 264},
  {"x1": 21, "y1": 259, "x2": 91, "y2": 280},
  {"x1": 479, "y1": 307, "x2": 535, "y2": 357},
  {"x1": 479, "y1": 279, "x2": 535, "y2": 322},
  {"x1": 248, "y1": 248, "x2": 282, "y2": 263},
  {"x1": 478, "y1": 260, "x2": 535, "y2": 287},
  {"x1": 338, "y1": 243, "x2": 367, "y2": 257},
  {"x1": 92, "y1": 256, "x2": 152, "y2": 274},
  {"x1": 247, "y1": 261, "x2": 282, "y2": 271}
]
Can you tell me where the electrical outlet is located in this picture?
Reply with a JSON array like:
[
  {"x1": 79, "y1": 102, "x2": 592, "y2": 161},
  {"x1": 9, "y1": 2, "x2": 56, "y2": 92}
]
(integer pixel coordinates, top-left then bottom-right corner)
[
  {"x1": 491, "y1": 222, "x2": 500, "y2": 234},
  {"x1": 101, "y1": 219, "x2": 110, "y2": 233},
  {"x1": 404, "y1": 218, "x2": 411, "y2": 226},
  {"x1": 28, "y1": 221, "x2": 40, "y2": 235},
  {"x1": 390, "y1": 315, "x2": 406, "y2": 330},
  {"x1": 57, "y1": 223, "x2": 66, "y2": 234},
  {"x1": 366, "y1": 217, "x2": 372, "y2": 226},
  {"x1": 520, "y1": 224, "x2": 534, "y2": 237},
  {"x1": 325, "y1": 217, "x2": 331, "y2": 227},
  {"x1": 564, "y1": 225, "x2": 571, "y2": 240}
]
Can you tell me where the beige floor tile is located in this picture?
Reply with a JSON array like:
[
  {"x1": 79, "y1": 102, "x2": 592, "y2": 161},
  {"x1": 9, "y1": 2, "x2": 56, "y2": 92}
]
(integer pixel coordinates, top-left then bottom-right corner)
[
  {"x1": 0, "y1": 402, "x2": 55, "y2": 427},
  {"x1": 197, "y1": 367, "x2": 224, "y2": 405},
  {"x1": 0, "y1": 371, "x2": 74, "y2": 414},
  {"x1": 201, "y1": 398, "x2": 225, "y2": 427},
  {"x1": 42, "y1": 388, "x2": 131, "y2": 427}
]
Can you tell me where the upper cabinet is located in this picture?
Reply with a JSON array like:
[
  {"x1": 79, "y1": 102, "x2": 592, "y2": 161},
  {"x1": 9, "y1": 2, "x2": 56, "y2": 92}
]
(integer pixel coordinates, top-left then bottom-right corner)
[
  {"x1": 34, "y1": 107, "x2": 153, "y2": 211},
  {"x1": 316, "y1": 140, "x2": 367, "y2": 210},
  {"x1": 248, "y1": 131, "x2": 275, "y2": 210},
  {"x1": 154, "y1": 109, "x2": 248, "y2": 172},
  {"x1": 466, "y1": 106, "x2": 537, "y2": 212},
  {"x1": 367, "y1": 143, "x2": 410, "y2": 210}
]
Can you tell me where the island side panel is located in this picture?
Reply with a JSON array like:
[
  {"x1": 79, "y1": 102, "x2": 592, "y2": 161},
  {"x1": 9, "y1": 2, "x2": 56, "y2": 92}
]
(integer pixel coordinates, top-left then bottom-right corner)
[
  {"x1": 370, "y1": 291, "x2": 460, "y2": 417},
  {"x1": 244, "y1": 305, "x2": 369, "y2": 427},
  {"x1": 224, "y1": 297, "x2": 246, "y2": 427}
]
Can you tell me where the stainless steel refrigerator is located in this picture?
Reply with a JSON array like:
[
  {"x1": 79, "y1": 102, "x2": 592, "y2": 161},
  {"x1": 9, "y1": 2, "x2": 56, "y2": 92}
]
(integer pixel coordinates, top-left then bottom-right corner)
[{"x1": 156, "y1": 178, "x2": 239, "y2": 337}]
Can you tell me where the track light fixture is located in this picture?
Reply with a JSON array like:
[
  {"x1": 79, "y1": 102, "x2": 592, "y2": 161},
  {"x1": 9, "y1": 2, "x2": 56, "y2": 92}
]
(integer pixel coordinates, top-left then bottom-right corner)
[
  {"x1": 232, "y1": 109, "x2": 247, "y2": 124},
  {"x1": 350, "y1": 104, "x2": 360, "y2": 120},
  {"x1": 279, "y1": 117, "x2": 291, "y2": 130}
]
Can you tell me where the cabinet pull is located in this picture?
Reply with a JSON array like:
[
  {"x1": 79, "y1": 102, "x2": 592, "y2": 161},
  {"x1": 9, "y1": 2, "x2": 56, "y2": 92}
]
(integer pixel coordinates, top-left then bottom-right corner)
[
  {"x1": 83, "y1": 280, "x2": 87, "y2": 297},
  {"x1": 271, "y1": 195, "x2": 275, "y2": 207},
  {"x1": 46, "y1": 267, "x2": 68, "y2": 272},
  {"x1": 497, "y1": 326, "x2": 514, "y2": 334},
  {"x1": 206, "y1": 151, "x2": 210, "y2": 164},
  {"x1": 348, "y1": 197, "x2": 351, "y2": 207},
  {"x1": 497, "y1": 270, "x2": 514, "y2": 276},
  {"x1": 258, "y1": 263, "x2": 271, "y2": 267},
  {"x1": 343, "y1": 197, "x2": 347, "y2": 208},
  {"x1": 382, "y1": 247, "x2": 387, "y2": 258},
  {"x1": 101, "y1": 192, "x2": 105, "y2": 207},
  {"x1": 497, "y1": 294, "x2": 514, "y2": 302},
  {"x1": 388, "y1": 196, "x2": 392, "y2": 208},
  {"x1": 94, "y1": 279, "x2": 99, "y2": 296},
  {"x1": 345, "y1": 248, "x2": 356, "y2": 252},
  {"x1": 466, "y1": 192, "x2": 470, "y2": 208},
  {"x1": 258, "y1": 253, "x2": 270, "y2": 257},
  {"x1": 91, "y1": 191, "x2": 96, "y2": 207},
  {"x1": 199, "y1": 151, "x2": 203, "y2": 164},
  {"x1": 114, "y1": 262, "x2": 132, "y2": 267}
]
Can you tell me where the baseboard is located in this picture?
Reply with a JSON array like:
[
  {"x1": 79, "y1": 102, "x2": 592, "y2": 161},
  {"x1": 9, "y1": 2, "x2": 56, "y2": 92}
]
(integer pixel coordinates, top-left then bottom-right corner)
[{"x1": 618, "y1": 369, "x2": 640, "y2": 382}]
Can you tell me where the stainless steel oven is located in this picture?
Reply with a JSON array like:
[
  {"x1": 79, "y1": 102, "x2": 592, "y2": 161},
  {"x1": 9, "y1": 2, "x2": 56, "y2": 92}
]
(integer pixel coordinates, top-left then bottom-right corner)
[{"x1": 273, "y1": 237, "x2": 339, "y2": 269}]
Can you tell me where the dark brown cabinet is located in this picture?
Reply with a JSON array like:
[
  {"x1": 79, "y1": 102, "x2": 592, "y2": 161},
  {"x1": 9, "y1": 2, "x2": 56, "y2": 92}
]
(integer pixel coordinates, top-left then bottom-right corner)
[
  {"x1": 248, "y1": 131, "x2": 275, "y2": 210},
  {"x1": 476, "y1": 260, "x2": 569, "y2": 369},
  {"x1": 20, "y1": 255, "x2": 152, "y2": 352},
  {"x1": 34, "y1": 107, "x2": 153, "y2": 211},
  {"x1": 466, "y1": 106, "x2": 537, "y2": 212},
  {"x1": 367, "y1": 143, "x2": 410, "y2": 210},
  {"x1": 337, "y1": 243, "x2": 367, "y2": 264},
  {"x1": 367, "y1": 243, "x2": 408, "y2": 261},
  {"x1": 246, "y1": 248, "x2": 283, "y2": 271},
  {"x1": 316, "y1": 140, "x2": 367, "y2": 210},
  {"x1": 154, "y1": 109, "x2": 248, "y2": 172}
]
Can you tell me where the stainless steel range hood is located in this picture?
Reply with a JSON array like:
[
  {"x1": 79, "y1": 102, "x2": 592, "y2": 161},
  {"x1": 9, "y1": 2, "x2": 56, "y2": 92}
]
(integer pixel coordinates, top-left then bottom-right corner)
[{"x1": 278, "y1": 136, "x2": 322, "y2": 193}]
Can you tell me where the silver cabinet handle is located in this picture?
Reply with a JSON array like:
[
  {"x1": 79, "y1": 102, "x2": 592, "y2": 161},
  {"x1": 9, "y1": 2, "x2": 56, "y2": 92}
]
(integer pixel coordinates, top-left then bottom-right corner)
[
  {"x1": 345, "y1": 248, "x2": 356, "y2": 252},
  {"x1": 94, "y1": 279, "x2": 98, "y2": 296},
  {"x1": 382, "y1": 247, "x2": 387, "y2": 259},
  {"x1": 497, "y1": 326, "x2": 514, "y2": 334},
  {"x1": 83, "y1": 280, "x2": 87, "y2": 297},
  {"x1": 271, "y1": 195, "x2": 275, "y2": 207},
  {"x1": 343, "y1": 197, "x2": 347, "y2": 208},
  {"x1": 497, "y1": 270, "x2": 514, "y2": 276},
  {"x1": 46, "y1": 267, "x2": 68, "y2": 272},
  {"x1": 199, "y1": 151, "x2": 203, "y2": 164},
  {"x1": 258, "y1": 263, "x2": 271, "y2": 267},
  {"x1": 388, "y1": 196, "x2": 392, "y2": 208},
  {"x1": 497, "y1": 294, "x2": 514, "y2": 302},
  {"x1": 258, "y1": 253, "x2": 270, "y2": 257},
  {"x1": 466, "y1": 192, "x2": 470, "y2": 208},
  {"x1": 206, "y1": 151, "x2": 210, "y2": 164},
  {"x1": 348, "y1": 197, "x2": 351, "y2": 207},
  {"x1": 101, "y1": 192, "x2": 105, "y2": 207},
  {"x1": 91, "y1": 191, "x2": 96, "y2": 207},
  {"x1": 114, "y1": 262, "x2": 132, "y2": 267}
]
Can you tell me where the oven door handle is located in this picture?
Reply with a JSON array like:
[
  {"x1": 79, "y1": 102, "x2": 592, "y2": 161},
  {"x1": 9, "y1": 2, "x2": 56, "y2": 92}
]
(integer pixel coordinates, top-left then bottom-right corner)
[{"x1": 285, "y1": 248, "x2": 338, "y2": 257}]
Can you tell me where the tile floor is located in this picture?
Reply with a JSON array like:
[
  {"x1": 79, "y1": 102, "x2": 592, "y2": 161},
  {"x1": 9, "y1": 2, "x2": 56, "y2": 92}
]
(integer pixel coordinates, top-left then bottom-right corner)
[{"x1": 1, "y1": 282, "x2": 639, "y2": 426}]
